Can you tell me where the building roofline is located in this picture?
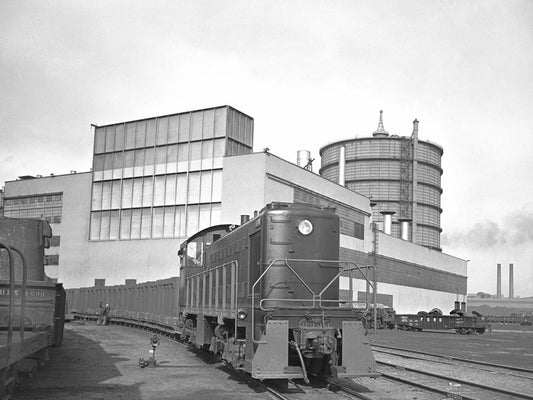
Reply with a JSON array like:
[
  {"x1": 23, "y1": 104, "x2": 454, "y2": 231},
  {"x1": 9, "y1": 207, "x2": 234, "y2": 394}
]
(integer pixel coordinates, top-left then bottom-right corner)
[
  {"x1": 5, "y1": 170, "x2": 92, "y2": 184},
  {"x1": 93, "y1": 105, "x2": 253, "y2": 129}
]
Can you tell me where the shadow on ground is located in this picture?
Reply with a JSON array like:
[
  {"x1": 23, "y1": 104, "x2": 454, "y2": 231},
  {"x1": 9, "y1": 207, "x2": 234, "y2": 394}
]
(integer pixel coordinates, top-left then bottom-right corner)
[{"x1": 14, "y1": 325, "x2": 143, "y2": 400}]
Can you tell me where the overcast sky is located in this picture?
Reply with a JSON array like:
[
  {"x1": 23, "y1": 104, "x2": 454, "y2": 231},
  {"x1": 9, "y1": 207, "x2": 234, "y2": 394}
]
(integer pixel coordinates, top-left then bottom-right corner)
[{"x1": 1, "y1": 0, "x2": 532, "y2": 297}]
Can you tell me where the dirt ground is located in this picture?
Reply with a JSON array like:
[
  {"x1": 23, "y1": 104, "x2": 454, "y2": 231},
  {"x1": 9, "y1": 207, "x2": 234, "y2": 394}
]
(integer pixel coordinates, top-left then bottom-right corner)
[
  {"x1": 12, "y1": 322, "x2": 532, "y2": 399},
  {"x1": 13, "y1": 322, "x2": 270, "y2": 400}
]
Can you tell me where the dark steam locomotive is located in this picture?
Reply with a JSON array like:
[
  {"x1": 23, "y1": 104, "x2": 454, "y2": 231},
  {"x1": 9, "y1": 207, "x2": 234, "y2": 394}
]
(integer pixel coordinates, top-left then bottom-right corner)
[{"x1": 177, "y1": 202, "x2": 377, "y2": 381}]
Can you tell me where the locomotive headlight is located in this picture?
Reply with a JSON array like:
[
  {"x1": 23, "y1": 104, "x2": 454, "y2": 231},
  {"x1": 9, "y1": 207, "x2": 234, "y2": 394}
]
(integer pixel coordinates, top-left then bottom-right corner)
[
  {"x1": 297, "y1": 219, "x2": 313, "y2": 235},
  {"x1": 237, "y1": 309, "x2": 248, "y2": 320}
]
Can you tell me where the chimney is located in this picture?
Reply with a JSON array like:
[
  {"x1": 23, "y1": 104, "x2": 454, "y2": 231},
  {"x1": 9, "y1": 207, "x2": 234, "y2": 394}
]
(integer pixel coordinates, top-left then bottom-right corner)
[
  {"x1": 297, "y1": 150, "x2": 313, "y2": 171},
  {"x1": 497, "y1": 263, "x2": 502, "y2": 299},
  {"x1": 338, "y1": 146, "x2": 346, "y2": 186},
  {"x1": 399, "y1": 218, "x2": 411, "y2": 241},
  {"x1": 509, "y1": 263, "x2": 514, "y2": 299},
  {"x1": 380, "y1": 211, "x2": 395, "y2": 235},
  {"x1": 240, "y1": 214, "x2": 250, "y2": 224}
]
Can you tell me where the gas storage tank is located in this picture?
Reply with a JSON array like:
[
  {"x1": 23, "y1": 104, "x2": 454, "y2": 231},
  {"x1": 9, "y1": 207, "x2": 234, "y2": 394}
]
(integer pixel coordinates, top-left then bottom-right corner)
[{"x1": 319, "y1": 112, "x2": 443, "y2": 250}]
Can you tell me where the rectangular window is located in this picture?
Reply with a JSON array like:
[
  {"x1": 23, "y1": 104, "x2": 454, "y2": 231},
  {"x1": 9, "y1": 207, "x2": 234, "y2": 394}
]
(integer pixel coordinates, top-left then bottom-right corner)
[
  {"x1": 132, "y1": 178, "x2": 143, "y2": 208},
  {"x1": 153, "y1": 176, "x2": 166, "y2": 207},
  {"x1": 187, "y1": 172, "x2": 201, "y2": 203},
  {"x1": 125, "y1": 122, "x2": 136, "y2": 149},
  {"x1": 120, "y1": 209, "x2": 132, "y2": 239},
  {"x1": 144, "y1": 147, "x2": 155, "y2": 175},
  {"x1": 202, "y1": 109, "x2": 215, "y2": 139},
  {"x1": 110, "y1": 210, "x2": 119, "y2": 240},
  {"x1": 122, "y1": 179, "x2": 133, "y2": 208},
  {"x1": 146, "y1": 118, "x2": 156, "y2": 147},
  {"x1": 115, "y1": 124, "x2": 125, "y2": 151},
  {"x1": 156, "y1": 116, "x2": 169, "y2": 145},
  {"x1": 113, "y1": 152, "x2": 123, "y2": 179},
  {"x1": 190, "y1": 111, "x2": 203, "y2": 141},
  {"x1": 168, "y1": 115, "x2": 179, "y2": 143},
  {"x1": 100, "y1": 211, "x2": 110, "y2": 240},
  {"x1": 94, "y1": 127, "x2": 106, "y2": 154},
  {"x1": 211, "y1": 170, "x2": 223, "y2": 202},
  {"x1": 142, "y1": 177, "x2": 153, "y2": 207},
  {"x1": 93, "y1": 154, "x2": 105, "y2": 171},
  {"x1": 165, "y1": 175, "x2": 177, "y2": 205},
  {"x1": 101, "y1": 181, "x2": 112, "y2": 210},
  {"x1": 176, "y1": 174, "x2": 187, "y2": 204},
  {"x1": 111, "y1": 180, "x2": 121, "y2": 209},
  {"x1": 199, "y1": 204, "x2": 211, "y2": 232},
  {"x1": 211, "y1": 203, "x2": 221, "y2": 226},
  {"x1": 141, "y1": 208, "x2": 152, "y2": 238},
  {"x1": 214, "y1": 107, "x2": 226, "y2": 137},
  {"x1": 155, "y1": 146, "x2": 167, "y2": 174},
  {"x1": 131, "y1": 209, "x2": 141, "y2": 239},
  {"x1": 178, "y1": 113, "x2": 190, "y2": 142},
  {"x1": 187, "y1": 205, "x2": 199, "y2": 237},
  {"x1": 200, "y1": 171, "x2": 212, "y2": 203},
  {"x1": 135, "y1": 120, "x2": 146, "y2": 147},
  {"x1": 175, "y1": 206, "x2": 186, "y2": 237},
  {"x1": 105, "y1": 126, "x2": 115, "y2": 153},
  {"x1": 152, "y1": 207, "x2": 164, "y2": 238},
  {"x1": 90, "y1": 212, "x2": 100, "y2": 240},
  {"x1": 163, "y1": 206, "x2": 175, "y2": 237},
  {"x1": 92, "y1": 182, "x2": 103, "y2": 210},
  {"x1": 166, "y1": 144, "x2": 178, "y2": 173}
]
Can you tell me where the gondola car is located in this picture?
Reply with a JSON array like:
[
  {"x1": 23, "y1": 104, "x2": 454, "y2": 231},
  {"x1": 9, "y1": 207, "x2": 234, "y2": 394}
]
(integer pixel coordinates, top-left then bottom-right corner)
[
  {"x1": 177, "y1": 202, "x2": 378, "y2": 381},
  {"x1": 394, "y1": 309, "x2": 485, "y2": 334}
]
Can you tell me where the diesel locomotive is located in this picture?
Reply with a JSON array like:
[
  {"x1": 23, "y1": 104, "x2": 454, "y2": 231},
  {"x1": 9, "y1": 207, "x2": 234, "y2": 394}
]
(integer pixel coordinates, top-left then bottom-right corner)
[{"x1": 177, "y1": 202, "x2": 378, "y2": 381}]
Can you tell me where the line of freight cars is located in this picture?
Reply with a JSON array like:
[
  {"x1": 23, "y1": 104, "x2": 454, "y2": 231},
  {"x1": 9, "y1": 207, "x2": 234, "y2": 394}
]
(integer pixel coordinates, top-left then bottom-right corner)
[
  {"x1": 68, "y1": 202, "x2": 379, "y2": 382},
  {"x1": 0, "y1": 217, "x2": 66, "y2": 398}
]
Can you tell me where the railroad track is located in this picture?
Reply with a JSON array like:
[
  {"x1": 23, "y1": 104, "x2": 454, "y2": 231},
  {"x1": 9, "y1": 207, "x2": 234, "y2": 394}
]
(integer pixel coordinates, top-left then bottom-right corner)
[
  {"x1": 371, "y1": 344, "x2": 533, "y2": 400},
  {"x1": 76, "y1": 315, "x2": 533, "y2": 400}
]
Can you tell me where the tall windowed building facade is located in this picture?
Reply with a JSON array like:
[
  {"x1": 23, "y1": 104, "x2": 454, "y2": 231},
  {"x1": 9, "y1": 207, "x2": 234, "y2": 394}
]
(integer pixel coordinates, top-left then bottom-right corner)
[{"x1": 90, "y1": 105, "x2": 253, "y2": 241}]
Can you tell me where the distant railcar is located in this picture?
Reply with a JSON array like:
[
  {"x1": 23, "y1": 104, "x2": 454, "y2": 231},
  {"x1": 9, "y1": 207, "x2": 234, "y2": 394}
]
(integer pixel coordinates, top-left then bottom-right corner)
[{"x1": 394, "y1": 311, "x2": 486, "y2": 334}]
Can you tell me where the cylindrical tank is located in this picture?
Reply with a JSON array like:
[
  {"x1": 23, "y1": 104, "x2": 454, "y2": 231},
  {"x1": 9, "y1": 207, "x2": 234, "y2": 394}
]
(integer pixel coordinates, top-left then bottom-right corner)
[
  {"x1": 260, "y1": 204, "x2": 340, "y2": 307},
  {"x1": 319, "y1": 113, "x2": 443, "y2": 250}
]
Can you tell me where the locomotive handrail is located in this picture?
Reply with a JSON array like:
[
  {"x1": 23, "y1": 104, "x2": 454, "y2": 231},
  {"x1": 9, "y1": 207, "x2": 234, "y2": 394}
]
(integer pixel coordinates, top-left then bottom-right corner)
[
  {"x1": 0, "y1": 243, "x2": 29, "y2": 361},
  {"x1": 251, "y1": 258, "x2": 377, "y2": 344},
  {"x1": 9, "y1": 246, "x2": 29, "y2": 346},
  {"x1": 184, "y1": 260, "x2": 240, "y2": 340},
  {"x1": 0, "y1": 243, "x2": 15, "y2": 363}
]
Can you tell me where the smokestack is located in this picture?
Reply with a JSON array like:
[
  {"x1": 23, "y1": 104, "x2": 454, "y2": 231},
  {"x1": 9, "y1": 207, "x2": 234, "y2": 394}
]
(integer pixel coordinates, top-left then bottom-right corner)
[
  {"x1": 497, "y1": 263, "x2": 502, "y2": 299},
  {"x1": 509, "y1": 263, "x2": 514, "y2": 299},
  {"x1": 297, "y1": 150, "x2": 313, "y2": 171},
  {"x1": 338, "y1": 146, "x2": 346, "y2": 186},
  {"x1": 399, "y1": 218, "x2": 411, "y2": 241},
  {"x1": 380, "y1": 211, "x2": 395, "y2": 235}
]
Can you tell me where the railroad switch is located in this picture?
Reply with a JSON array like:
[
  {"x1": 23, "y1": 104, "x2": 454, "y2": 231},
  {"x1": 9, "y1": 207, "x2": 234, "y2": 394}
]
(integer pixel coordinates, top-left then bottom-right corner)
[{"x1": 139, "y1": 335, "x2": 160, "y2": 368}]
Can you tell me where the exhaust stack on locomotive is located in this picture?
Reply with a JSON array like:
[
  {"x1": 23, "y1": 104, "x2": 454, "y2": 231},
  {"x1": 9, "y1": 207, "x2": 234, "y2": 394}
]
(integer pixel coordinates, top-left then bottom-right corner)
[{"x1": 178, "y1": 202, "x2": 378, "y2": 381}]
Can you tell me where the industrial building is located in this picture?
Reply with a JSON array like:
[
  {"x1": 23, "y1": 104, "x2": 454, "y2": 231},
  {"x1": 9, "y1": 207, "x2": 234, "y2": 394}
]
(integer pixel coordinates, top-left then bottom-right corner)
[
  {"x1": 2, "y1": 105, "x2": 467, "y2": 313},
  {"x1": 320, "y1": 111, "x2": 443, "y2": 250}
]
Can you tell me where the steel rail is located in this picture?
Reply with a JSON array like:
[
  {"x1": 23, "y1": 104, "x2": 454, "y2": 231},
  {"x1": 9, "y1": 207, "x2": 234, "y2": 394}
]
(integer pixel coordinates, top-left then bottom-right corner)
[
  {"x1": 372, "y1": 343, "x2": 533, "y2": 374},
  {"x1": 377, "y1": 360, "x2": 533, "y2": 399}
]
